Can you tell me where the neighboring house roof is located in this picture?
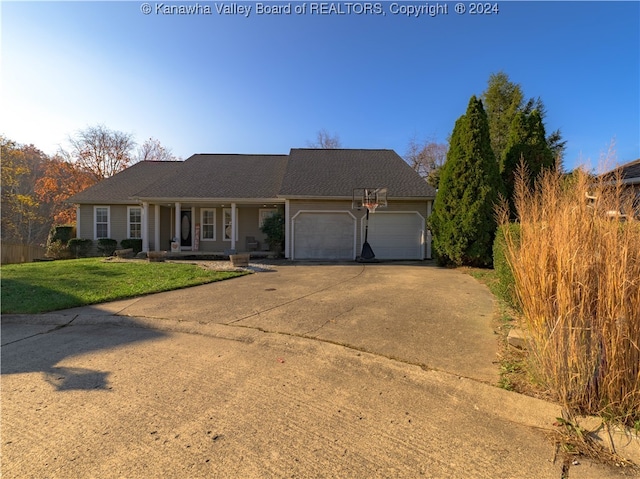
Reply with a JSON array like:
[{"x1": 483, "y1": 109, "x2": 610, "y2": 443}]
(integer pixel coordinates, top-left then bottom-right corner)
[
  {"x1": 68, "y1": 161, "x2": 182, "y2": 204},
  {"x1": 280, "y1": 149, "x2": 436, "y2": 198},
  {"x1": 69, "y1": 149, "x2": 436, "y2": 203},
  {"x1": 134, "y1": 154, "x2": 289, "y2": 200},
  {"x1": 601, "y1": 158, "x2": 640, "y2": 184},
  {"x1": 618, "y1": 158, "x2": 640, "y2": 183}
]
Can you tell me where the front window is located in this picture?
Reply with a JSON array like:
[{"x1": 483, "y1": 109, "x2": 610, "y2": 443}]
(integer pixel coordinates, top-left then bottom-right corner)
[
  {"x1": 128, "y1": 207, "x2": 142, "y2": 239},
  {"x1": 201, "y1": 208, "x2": 216, "y2": 240},
  {"x1": 95, "y1": 206, "x2": 109, "y2": 239}
]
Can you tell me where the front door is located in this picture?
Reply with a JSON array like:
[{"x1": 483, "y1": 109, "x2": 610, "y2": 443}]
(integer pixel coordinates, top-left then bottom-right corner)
[{"x1": 181, "y1": 211, "x2": 192, "y2": 248}]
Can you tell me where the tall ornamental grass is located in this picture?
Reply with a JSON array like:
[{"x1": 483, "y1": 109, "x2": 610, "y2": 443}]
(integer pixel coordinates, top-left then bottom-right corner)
[{"x1": 499, "y1": 166, "x2": 640, "y2": 426}]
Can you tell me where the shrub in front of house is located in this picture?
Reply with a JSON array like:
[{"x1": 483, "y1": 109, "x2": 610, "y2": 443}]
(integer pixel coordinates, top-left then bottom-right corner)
[
  {"x1": 120, "y1": 238, "x2": 143, "y2": 254},
  {"x1": 492, "y1": 223, "x2": 520, "y2": 310},
  {"x1": 45, "y1": 225, "x2": 77, "y2": 259},
  {"x1": 260, "y1": 211, "x2": 285, "y2": 254},
  {"x1": 48, "y1": 225, "x2": 76, "y2": 245},
  {"x1": 68, "y1": 238, "x2": 93, "y2": 258},
  {"x1": 97, "y1": 238, "x2": 118, "y2": 256},
  {"x1": 45, "y1": 240, "x2": 72, "y2": 260}
]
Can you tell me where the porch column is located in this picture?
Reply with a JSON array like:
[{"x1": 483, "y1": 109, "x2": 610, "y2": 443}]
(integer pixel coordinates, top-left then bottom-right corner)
[
  {"x1": 154, "y1": 204, "x2": 160, "y2": 252},
  {"x1": 231, "y1": 203, "x2": 237, "y2": 251},
  {"x1": 142, "y1": 202, "x2": 150, "y2": 252},
  {"x1": 174, "y1": 202, "x2": 181, "y2": 249},
  {"x1": 76, "y1": 206, "x2": 81, "y2": 238},
  {"x1": 284, "y1": 199, "x2": 290, "y2": 259}
]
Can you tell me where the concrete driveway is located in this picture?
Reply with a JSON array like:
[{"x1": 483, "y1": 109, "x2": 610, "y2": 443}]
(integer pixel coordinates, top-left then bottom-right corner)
[{"x1": 1, "y1": 263, "x2": 632, "y2": 478}]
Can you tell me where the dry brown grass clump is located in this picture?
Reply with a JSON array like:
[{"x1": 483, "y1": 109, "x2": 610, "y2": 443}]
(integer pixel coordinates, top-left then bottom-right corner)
[{"x1": 499, "y1": 165, "x2": 640, "y2": 427}]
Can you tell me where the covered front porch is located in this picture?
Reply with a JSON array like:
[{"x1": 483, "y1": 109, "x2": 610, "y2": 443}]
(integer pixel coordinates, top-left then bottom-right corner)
[{"x1": 137, "y1": 200, "x2": 285, "y2": 255}]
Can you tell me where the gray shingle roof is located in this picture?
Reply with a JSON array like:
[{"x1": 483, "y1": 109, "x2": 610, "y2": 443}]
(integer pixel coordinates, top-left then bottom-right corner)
[
  {"x1": 68, "y1": 161, "x2": 182, "y2": 203},
  {"x1": 68, "y1": 149, "x2": 435, "y2": 203},
  {"x1": 134, "y1": 154, "x2": 289, "y2": 199},
  {"x1": 280, "y1": 149, "x2": 436, "y2": 198},
  {"x1": 619, "y1": 158, "x2": 640, "y2": 180},
  {"x1": 601, "y1": 158, "x2": 640, "y2": 184}
]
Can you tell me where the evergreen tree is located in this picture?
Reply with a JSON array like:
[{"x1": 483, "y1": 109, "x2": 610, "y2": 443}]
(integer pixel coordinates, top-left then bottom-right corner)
[
  {"x1": 501, "y1": 110, "x2": 555, "y2": 217},
  {"x1": 429, "y1": 96, "x2": 502, "y2": 267},
  {"x1": 482, "y1": 71, "x2": 524, "y2": 162},
  {"x1": 483, "y1": 72, "x2": 566, "y2": 168}
]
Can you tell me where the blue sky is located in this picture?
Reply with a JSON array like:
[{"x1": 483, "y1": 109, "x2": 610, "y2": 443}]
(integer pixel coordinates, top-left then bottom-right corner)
[{"x1": 2, "y1": 1, "x2": 638, "y2": 172}]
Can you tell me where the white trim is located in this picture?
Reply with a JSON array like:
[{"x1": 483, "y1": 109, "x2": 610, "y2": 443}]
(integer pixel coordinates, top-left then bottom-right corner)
[
  {"x1": 200, "y1": 208, "x2": 217, "y2": 241},
  {"x1": 93, "y1": 206, "x2": 110, "y2": 240},
  {"x1": 142, "y1": 203, "x2": 149, "y2": 252},
  {"x1": 174, "y1": 202, "x2": 181, "y2": 246},
  {"x1": 133, "y1": 197, "x2": 286, "y2": 204},
  {"x1": 231, "y1": 203, "x2": 237, "y2": 251},
  {"x1": 284, "y1": 199, "x2": 290, "y2": 259},
  {"x1": 291, "y1": 210, "x2": 357, "y2": 260},
  {"x1": 154, "y1": 204, "x2": 160, "y2": 252},
  {"x1": 127, "y1": 206, "x2": 143, "y2": 239},
  {"x1": 76, "y1": 206, "x2": 81, "y2": 238},
  {"x1": 190, "y1": 206, "x2": 196, "y2": 249}
]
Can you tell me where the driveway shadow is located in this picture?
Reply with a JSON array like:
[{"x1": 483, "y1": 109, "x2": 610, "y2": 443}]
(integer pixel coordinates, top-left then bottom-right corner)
[{"x1": 1, "y1": 315, "x2": 165, "y2": 392}]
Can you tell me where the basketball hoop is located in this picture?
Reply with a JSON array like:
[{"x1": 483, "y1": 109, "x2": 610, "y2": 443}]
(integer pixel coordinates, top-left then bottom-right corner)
[
  {"x1": 352, "y1": 187, "x2": 388, "y2": 261},
  {"x1": 352, "y1": 188, "x2": 388, "y2": 211},
  {"x1": 363, "y1": 202, "x2": 379, "y2": 213}
]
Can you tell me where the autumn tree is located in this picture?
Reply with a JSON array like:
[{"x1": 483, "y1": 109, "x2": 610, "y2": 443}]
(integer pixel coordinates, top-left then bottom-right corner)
[
  {"x1": 137, "y1": 137, "x2": 180, "y2": 162},
  {"x1": 405, "y1": 137, "x2": 448, "y2": 189},
  {"x1": 63, "y1": 124, "x2": 136, "y2": 180},
  {"x1": 307, "y1": 129, "x2": 342, "y2": 149},
  {"x1": 429, "y1": 96, "x2": 502, "y2": 267},
  {"x1": 0, "y1": 137, "x2": 48, "y2": 244},
  {"x1": 35, "y1": 155, "x2": 96, "y2": 225}
]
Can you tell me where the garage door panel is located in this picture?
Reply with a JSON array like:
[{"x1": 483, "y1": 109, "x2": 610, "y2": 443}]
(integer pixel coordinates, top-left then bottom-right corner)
[
  {"x1": 366, "y1": 213, "x2": 423, "y2": 260},
  {"x1": 294, "y1": 212, "x2": 355, "y2": 260}
]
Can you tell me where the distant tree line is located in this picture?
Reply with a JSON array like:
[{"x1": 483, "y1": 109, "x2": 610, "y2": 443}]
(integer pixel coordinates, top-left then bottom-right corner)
[{"x1": 1, "y1": 126, "x2": 179, "y2": 246}]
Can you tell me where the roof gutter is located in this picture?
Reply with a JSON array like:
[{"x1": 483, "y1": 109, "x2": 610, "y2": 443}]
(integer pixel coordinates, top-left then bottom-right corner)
[
  {"x1": 277, "y1": 195, "x2": 436, "y2": 200},
  {"x1": 131, "y1": 196, "x2": 286, "y2": 204}
]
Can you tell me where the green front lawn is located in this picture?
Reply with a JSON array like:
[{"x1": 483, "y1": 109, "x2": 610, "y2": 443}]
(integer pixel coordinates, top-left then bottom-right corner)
[{"x1": 1, "y1": 258, "x2": 248, "y2": 314}]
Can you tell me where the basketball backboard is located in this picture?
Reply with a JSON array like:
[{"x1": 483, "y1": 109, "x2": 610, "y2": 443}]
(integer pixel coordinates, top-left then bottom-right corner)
[{"x1": 352, "y1": 188, "x2": 388, "y2": 213}]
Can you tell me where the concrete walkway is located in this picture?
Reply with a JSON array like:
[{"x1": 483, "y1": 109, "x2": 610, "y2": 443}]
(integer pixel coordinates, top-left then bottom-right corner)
[{"x1": 2, "y1": 263, "x2": 636, "y2": 478}]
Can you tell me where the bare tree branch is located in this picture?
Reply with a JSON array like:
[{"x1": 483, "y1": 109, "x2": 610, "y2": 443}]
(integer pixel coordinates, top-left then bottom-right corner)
[
  {"x1": 405, "y1": 136, "x2": 448, "y2": 188},
  {"x1": 137, "y1": 137, "x2": 180, "y2": 162},
  {"x1": 307, "y1": 129, "x2": 342, "y2": 149},
  {"x1": 65, "y1": 125, "x2": 136, "y2": 180}
]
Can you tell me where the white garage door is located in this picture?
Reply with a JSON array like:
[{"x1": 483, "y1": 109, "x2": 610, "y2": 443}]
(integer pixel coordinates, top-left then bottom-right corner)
[
  {"x1": 293, "y1": 212, "x2": 355, "y2": 260},
  {"x1": 365, "y1": 212, "x2": 424, "y2": 260}
]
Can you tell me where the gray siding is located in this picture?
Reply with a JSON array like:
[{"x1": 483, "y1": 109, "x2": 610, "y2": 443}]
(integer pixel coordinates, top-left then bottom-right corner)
[{"x1": 77, "y1": 204, "x2": 147, "y2": 255}]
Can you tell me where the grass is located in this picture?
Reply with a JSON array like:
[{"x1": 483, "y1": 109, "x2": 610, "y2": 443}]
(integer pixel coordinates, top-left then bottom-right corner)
[
  {"x1": 499, "y1": 165, "x2": 640, "y2": 429},
  {"x1": 465, "y1": 267, "x2": 549, "y2": 398},
  {"x1": 1, "y1": 258, "x2": 248, "y2": 314}
]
